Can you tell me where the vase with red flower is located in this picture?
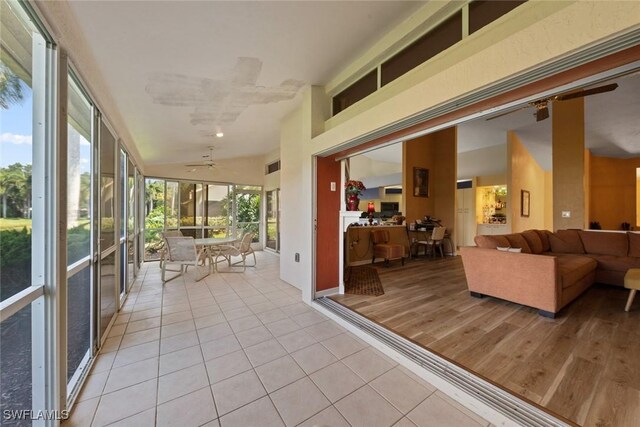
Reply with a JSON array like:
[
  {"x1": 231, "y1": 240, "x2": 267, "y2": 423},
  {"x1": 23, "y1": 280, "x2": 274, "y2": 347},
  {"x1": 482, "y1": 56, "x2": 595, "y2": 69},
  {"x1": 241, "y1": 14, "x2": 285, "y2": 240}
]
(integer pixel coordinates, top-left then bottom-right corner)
[{"x1": 344, "y1": 180, "x2": 366, "y2": 211}]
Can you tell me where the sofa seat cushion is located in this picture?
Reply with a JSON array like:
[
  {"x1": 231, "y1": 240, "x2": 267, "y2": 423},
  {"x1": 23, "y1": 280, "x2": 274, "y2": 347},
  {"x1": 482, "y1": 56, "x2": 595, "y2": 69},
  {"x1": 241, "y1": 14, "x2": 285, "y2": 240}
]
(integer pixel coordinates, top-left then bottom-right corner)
[
  {"x1": 373, "y1": 244, "x2": 404, "y2": 259},
  {"x1": 585, "y1": 254, "x2": 640, "y2": 273},
  {"x1": 555, "y1": 254, "x2": 597, "y2": 289},
  {"x1": 578, "y1": 231, "x2": 628, "y2": 257},
  {"x1": 549, "y1": 230, "x2": 585, "y2": 254}
]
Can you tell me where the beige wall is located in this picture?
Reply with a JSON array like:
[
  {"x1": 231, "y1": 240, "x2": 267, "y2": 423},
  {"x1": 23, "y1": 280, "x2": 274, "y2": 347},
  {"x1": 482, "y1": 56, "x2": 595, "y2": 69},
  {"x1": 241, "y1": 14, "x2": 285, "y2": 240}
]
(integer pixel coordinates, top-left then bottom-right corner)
[
  {"x1": 277, "y1": 1, "x2": 640, "y2": 295},
  {"x1": 589, "y1": 156, "x2": 640, "y2": 230},
  {"x1": 552, "y1": 97, "x2": 585, "y2": 230},
  {"x1": 312, "y1": 1, "x2": 640, "y2": 156},
  {"x1": 508, "y1": 132, "x2": 546, "y2": 232}
]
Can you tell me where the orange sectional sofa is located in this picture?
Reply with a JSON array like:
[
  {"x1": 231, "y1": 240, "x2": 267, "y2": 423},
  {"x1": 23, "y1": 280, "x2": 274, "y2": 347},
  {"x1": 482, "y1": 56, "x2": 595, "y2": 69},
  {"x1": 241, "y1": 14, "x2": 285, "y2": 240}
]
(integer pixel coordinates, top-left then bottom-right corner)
[{"x1": 459, "y1": 229, "x2": 640, "y2": 317}]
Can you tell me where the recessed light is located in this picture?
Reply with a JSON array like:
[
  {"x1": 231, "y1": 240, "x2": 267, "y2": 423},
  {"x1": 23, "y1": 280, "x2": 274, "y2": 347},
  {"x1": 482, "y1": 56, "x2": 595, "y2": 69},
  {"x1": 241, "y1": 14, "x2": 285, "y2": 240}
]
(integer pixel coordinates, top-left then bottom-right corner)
[{"x1": 216, "y1": 132, "x2": 224, "y2": 138}]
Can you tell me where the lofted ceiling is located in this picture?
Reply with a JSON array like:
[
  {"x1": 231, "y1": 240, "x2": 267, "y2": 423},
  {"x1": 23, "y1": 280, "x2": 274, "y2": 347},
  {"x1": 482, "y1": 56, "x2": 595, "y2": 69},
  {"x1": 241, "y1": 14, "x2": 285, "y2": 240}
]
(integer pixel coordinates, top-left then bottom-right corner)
[{"x1": 66, "y1": 1, "x2": 424, "y2": 165}]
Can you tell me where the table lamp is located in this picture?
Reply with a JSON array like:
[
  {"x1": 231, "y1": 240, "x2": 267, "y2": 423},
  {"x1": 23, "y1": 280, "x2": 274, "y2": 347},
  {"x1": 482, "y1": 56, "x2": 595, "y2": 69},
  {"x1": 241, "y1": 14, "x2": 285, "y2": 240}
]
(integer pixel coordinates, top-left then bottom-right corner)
[{"x1": 367, "y1": 202, "x2": 375, "y2": 225}]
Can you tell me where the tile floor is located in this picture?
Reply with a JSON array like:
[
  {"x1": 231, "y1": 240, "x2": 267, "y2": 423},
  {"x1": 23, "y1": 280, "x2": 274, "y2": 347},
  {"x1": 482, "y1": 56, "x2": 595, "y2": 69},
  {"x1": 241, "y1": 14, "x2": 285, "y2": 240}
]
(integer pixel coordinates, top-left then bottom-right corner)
[{"x1": 65, "y1": 252, "x2": 490, "y2": 427}]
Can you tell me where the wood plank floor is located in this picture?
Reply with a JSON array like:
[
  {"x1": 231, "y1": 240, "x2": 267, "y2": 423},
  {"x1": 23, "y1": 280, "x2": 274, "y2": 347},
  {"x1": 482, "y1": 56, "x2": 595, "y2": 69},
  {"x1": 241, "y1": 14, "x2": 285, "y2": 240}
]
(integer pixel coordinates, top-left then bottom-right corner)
[{"x1": 330, "y1": 256, "x2": 640, "y2": 426}]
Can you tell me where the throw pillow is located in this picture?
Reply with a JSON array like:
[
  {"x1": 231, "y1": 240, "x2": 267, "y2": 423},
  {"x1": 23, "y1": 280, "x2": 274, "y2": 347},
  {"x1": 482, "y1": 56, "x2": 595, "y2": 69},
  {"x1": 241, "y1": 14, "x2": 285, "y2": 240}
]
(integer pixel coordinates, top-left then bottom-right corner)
[
  {"x1": 504, "y1": 234, "x2": 532, "y2": 253},
  {"x1": 549, "y1": 229, "x2": 585, "y2": 254},
  {"x1": 474, "y1": 235, "x2": 510, "y2": 249},
  {"x1": 578, "y1": 230, "x2": 628, "y2": 257},
  {"x1": 629, "y1": 232, "x2": 640, "y2": 257},
  {"x1": 534, "y1": 229, "x2": 552, "y2": 252},
  {"x1": 522, "y1": 230, "x2": 544, "y2": 254}
]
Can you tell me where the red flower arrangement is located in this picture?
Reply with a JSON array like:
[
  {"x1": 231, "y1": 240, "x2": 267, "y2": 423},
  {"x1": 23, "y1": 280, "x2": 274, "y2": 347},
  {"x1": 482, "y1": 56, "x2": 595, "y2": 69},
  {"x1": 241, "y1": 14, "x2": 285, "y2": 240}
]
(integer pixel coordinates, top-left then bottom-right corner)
[{"x1": 344, "y1": 180, "x2": 366, "y2": 196}]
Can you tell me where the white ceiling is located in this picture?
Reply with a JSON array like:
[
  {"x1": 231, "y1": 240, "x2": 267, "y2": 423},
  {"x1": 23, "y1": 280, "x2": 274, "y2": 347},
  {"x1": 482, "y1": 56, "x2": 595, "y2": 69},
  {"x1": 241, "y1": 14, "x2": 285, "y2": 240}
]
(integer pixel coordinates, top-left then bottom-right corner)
[
  {"x1": 67, "y1": 1, "x2": 423, "y2": 165},
  {"x1": 361, "y1": 71, "x2": 640, "y2": 180}
]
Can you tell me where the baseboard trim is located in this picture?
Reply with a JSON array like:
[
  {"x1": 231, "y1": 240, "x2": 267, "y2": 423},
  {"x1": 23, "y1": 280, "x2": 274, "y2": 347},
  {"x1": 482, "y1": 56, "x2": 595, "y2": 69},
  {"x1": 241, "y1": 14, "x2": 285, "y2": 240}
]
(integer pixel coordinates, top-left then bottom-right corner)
[{"x1": 314, "y1": 297, "x2": 572, "y2": 427}]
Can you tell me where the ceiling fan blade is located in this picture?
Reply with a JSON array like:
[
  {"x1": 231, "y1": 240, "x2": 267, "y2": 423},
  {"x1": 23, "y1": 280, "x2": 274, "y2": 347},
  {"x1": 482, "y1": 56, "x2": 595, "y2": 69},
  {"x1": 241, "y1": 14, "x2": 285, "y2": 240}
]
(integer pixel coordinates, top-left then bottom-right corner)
[
  {"x1": 185, "y1": 164, "x2": 206, "y2": 167},
  {"x1": 485, "y1": 105, "x2": 530, "y2": 121},
  {"x1": 555, "y1": 83, "x2": 618, "y2": 101}
]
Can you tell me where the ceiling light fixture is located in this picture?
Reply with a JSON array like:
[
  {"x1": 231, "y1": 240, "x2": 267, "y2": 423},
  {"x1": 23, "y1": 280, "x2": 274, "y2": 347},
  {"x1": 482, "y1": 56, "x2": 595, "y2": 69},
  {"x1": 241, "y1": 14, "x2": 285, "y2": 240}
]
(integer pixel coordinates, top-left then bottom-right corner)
[{"x1": 216, "y1": 132, "x2": 224, "y2": 138}]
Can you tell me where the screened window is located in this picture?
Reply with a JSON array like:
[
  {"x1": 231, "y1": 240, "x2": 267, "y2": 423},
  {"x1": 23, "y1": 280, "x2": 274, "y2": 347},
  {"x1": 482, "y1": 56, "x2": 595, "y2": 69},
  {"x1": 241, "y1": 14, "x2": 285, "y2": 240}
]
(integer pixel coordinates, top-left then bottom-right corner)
[
  {"x1": 66, "y1": 74, "x2": 93, "y2": 389},
  {"x1": 332, "y1": 69, "x2": 377, "y2": 116},
  {"x1": 469, "y1": 0, "x2": 527, "y2": 35},
  {"x1": 144, "y1": 178, "x2": 165, "y2": 261},
  {"x1": 99, "y1": 122, "x2": 116, "y2": 249},
  {"x1": 0, "y1": 0, "x2": 50, "y2": 418},
  {"x1": 381, "y1": 11, "x2": 462, "y2": 86}
]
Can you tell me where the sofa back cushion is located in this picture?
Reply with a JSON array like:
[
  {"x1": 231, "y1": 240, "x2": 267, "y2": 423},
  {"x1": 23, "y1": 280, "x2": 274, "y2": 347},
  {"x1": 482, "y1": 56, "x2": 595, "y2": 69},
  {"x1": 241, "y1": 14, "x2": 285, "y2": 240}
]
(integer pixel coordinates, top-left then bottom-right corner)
[
  {"x1": 627, "y1": 232, "x2": 640, "y2": 257},
  {"x1": 474, "y1": 234, "x2": 510, "y2": 249},
  {"x1": 549, "y1": 229, "x2": 585, "y2": 254},
  {"x1": 522, "y1": 230, "x2": 544, "y2": 254},
  {"x1": 578, "y1": 230, "x2": 628, "y2": 257},
  {"x1": 504, "y1": 233, "x2": 532, "y2": 253},
  {"x1": 534, "y1": 230, "x2": 552, "y2": 252}
]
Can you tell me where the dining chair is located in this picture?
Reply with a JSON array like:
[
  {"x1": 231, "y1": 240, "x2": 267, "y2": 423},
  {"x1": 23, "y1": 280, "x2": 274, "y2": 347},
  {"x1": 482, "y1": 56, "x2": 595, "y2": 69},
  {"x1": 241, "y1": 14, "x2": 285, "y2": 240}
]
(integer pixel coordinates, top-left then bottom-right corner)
[
  {"x1": 371, "y1": 229, "x2": 405, "y2": 266},
  {"x1": 161, "y1": 236, "x2": 210, "y2": 283},
  {"x1": 417, "y1": 226, "x2": 447, "y2": 258}
]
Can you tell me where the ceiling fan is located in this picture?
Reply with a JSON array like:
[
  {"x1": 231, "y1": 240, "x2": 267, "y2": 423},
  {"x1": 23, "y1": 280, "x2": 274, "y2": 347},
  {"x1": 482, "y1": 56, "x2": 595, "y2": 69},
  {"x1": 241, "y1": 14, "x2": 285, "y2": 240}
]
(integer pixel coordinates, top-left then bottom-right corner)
[
  {"x1": 185, "y1": 146, "x2": 217, "y2": 171},
  {"x1": 487, "y1": 83, "x2": 618, "y2": 122}
]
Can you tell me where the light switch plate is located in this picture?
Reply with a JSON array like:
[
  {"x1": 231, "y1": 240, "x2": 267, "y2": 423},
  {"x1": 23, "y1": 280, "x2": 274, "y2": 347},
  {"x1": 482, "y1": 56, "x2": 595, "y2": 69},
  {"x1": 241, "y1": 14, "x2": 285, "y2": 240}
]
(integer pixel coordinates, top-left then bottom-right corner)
[
  {"x1": 330, "y1": 182, "x2": 336, "y2": 191},
  {"x1": 562, "y1": 211, "x2": 571, "y2": 218}
]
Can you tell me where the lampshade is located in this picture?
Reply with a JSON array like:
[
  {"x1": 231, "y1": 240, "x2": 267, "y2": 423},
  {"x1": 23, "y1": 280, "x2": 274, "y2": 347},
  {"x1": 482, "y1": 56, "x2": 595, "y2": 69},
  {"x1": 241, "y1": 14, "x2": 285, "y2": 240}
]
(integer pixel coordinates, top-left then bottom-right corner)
[{"x1": 367, "y1": 202, "x2": 375, "y2": 213}]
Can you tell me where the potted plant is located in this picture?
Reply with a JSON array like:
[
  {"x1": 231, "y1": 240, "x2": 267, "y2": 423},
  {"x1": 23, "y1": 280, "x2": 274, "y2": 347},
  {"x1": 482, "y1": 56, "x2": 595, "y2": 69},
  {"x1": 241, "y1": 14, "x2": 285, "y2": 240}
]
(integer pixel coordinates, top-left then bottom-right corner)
[{"x1": 344, "y1": 180, "x2": 366, "y2": 211}]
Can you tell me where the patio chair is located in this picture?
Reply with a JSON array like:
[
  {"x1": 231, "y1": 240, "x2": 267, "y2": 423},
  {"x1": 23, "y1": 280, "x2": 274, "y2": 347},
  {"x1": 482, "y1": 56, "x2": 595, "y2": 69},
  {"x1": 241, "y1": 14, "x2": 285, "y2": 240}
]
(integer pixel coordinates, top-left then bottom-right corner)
[
  {"x1": 159, "y1": 230, "x2": 183, "y2": 268},
  {"x1": 213, "y1": 232, "x2": 256, "y2": 273},
  {"x1": 161, "y1": 236, "x2": 210, "y2": 283}
]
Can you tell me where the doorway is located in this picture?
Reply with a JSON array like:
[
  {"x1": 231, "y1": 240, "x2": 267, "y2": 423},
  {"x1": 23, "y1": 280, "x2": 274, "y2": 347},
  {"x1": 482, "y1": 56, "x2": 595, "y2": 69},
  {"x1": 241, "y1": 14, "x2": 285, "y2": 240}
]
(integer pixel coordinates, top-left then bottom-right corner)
[{"x1": 266, "y1": 189, "x2": 280, "y2": 253}]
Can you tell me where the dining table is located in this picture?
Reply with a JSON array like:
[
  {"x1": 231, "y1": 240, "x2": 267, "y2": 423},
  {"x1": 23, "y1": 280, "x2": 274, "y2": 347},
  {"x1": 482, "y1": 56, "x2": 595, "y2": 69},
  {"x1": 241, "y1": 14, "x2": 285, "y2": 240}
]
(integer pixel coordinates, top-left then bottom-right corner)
[{"x1": 194, "y1": 237, "x2": 239, "y2": 271}]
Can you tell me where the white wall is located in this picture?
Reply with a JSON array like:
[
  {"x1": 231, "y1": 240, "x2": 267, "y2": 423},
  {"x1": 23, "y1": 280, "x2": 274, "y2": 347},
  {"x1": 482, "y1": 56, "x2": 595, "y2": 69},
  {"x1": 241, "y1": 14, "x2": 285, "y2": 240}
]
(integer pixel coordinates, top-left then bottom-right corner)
[
  {"x1": 279, "y1": 106, "x2": 308, "y2": 292},
  {"x1": 263, "y1": 148, "x2": 280, "y2": 191},
  {"x1": 349, "y1": 155, "x2": 402, "y2": 182}
]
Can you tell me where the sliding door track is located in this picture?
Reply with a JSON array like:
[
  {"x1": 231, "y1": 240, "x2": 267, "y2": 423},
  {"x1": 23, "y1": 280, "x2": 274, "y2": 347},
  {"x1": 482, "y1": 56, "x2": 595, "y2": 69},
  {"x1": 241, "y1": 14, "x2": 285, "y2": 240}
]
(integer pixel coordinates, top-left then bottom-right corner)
[{"x1": 315, "y1": 297, "x2": 572, "y2": 427}]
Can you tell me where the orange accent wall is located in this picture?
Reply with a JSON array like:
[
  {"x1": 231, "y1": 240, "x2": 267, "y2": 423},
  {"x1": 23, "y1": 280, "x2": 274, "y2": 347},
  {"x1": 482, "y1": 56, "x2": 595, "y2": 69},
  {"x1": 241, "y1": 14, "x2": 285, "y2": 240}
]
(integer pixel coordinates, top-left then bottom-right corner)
[
  {"x1": 402, "y1": 127, "x2": 456, "y2": 241},
  {"x1": 589, "y1": 156, "x2": 640, "y2": 230},
  {"x1": 315, "y1": 155, "x2": 341, "y2": 291}
]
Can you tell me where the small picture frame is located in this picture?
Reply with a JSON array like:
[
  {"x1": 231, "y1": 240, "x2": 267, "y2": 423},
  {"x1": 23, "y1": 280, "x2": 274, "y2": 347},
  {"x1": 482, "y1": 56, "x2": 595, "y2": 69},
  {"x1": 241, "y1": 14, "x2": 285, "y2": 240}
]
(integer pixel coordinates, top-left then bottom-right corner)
[
  {"x1": 521, "y1": 190, "x2": 530, "y2": 217},
  {"x1": 413, "y1": 167, "x2": 429, "y2": 197}
]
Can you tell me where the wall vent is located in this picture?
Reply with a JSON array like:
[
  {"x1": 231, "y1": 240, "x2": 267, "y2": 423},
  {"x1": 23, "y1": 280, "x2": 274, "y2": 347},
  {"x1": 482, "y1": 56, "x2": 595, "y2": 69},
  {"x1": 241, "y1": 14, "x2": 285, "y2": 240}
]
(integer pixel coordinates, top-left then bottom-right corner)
[{"x1": 265, "y1": 160, "x2": 281, "y2": 175}]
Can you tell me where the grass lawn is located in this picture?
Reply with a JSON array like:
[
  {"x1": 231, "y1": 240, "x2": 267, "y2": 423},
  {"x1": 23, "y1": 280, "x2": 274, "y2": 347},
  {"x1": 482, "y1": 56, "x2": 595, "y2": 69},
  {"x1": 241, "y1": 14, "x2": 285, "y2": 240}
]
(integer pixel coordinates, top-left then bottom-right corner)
[{"x1": 0, "y1": 218, "x2": 32, "y2": 231}]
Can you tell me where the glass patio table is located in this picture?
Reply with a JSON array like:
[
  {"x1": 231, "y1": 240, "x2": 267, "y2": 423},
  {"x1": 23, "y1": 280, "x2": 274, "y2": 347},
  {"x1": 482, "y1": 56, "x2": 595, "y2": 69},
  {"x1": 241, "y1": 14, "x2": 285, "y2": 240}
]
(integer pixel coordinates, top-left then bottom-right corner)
[{"x1": 194, "y1": 237, "x2": 239, "y2": 271}]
